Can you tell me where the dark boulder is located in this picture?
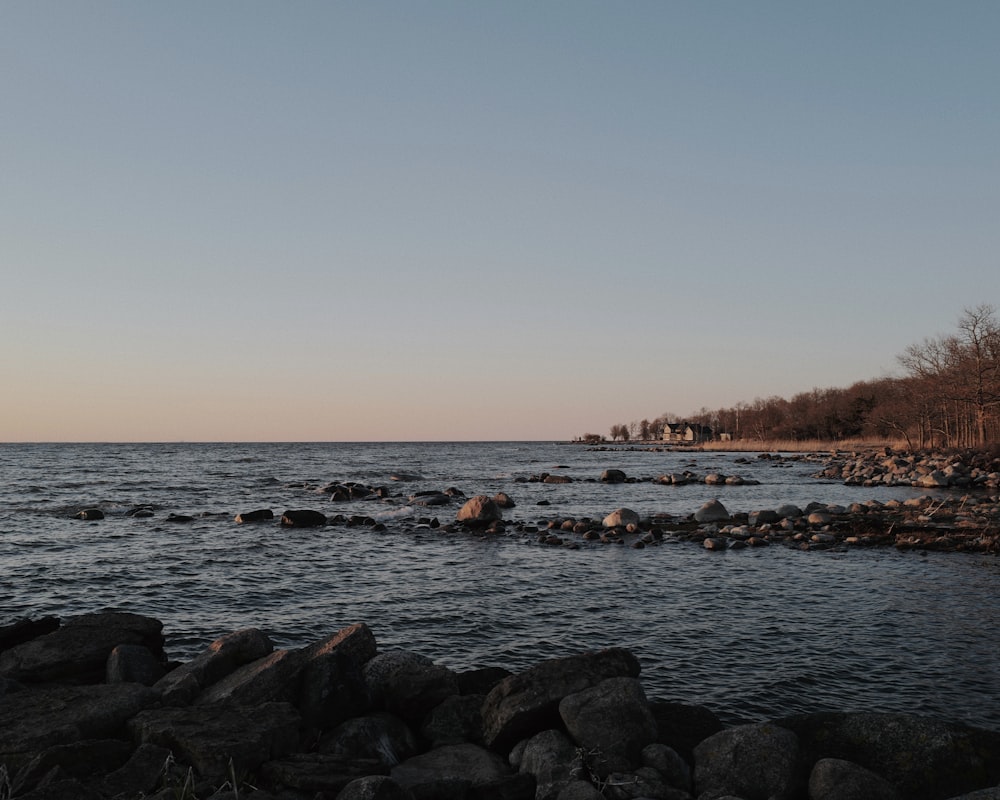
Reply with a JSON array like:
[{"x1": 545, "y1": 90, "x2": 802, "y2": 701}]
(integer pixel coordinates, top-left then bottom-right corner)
[
  {"x1": 808, "y1": 757, "x2": 901, "y2": 800},
  {"x1": 600, "y1": 469, "x2": 627, "y2": 483},
  {"x1": 105, "y1": 643, "x2": 167, "y2": 686},
  {"x1": 0, "y1": 611, "x2": 164, "y2": 685},
  {"x1": 234, "y1": 508, "x2": 274, "y2": 523},
  {"x1": 693, "y1": 721, "x2": 801, "y2": 800},
  {"x1": 364, "y1": 650, "x2": 460, "y2": 727},
  {"x1": 298, "y1": 622, "x2": 379, "y2": 729},
  {"x1": 481, "y1": 647, "x2": 641, "y2": 752},
  {"x1": 0, "y1": 616, "x2": 60, "y2": 654},
  {"x1": 319, "y1": 712, "x2": 420, "y2": 768},
  {"x1": 648, "y1": 700, "x2": 725, "y2": 764},
  {"x1": 558, "y1": 677, "x2": 658, "y2": 774},
  {"x1": 154, "y1": 627, "x2": 274, "y2": 705},
  {"x1": 129, "y1": 701, "x2": 301, "y2": 783},
  {"x1": 281, "y1": 509, "x2": 328, "y2": 527},
  {"x1": 778, "y1": 711, "x2": 1000, "y2": 800},
  {"x1": 74, "y1": 508, "x2": 104, "y2": 520}
]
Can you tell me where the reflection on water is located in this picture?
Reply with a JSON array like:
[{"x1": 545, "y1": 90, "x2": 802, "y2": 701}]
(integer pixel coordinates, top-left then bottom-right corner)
[{"x1": 0, "y1": 442, "x2": 997, "y2": 730}]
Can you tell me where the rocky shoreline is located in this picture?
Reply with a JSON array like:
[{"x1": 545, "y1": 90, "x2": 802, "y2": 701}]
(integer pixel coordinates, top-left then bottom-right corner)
[
  {"x1": 66, "y1": 448, "x2": 1000, "y2": 556},
  {"x1": 1, "y1": 612, "x2": 998, "y2": 800}
]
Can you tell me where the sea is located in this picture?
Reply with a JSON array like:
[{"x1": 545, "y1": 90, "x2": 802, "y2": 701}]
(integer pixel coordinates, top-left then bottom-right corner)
[{"x1": 1, "y1": 441, "x2": 997, "y2": 730}]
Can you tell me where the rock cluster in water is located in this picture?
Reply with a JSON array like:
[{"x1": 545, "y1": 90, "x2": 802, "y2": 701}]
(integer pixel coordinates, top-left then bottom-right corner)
[
  {"x1": 1, "y1": 611, "x2": 998, "y2": 800},
  {"x1": 70, "y1": 450, "x2": 1000, "y2": 555}
]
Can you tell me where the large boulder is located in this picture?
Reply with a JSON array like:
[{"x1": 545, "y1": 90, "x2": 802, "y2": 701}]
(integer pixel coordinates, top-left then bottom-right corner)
[
  {"x1": 0, "y1": 684, "x2": 159, "y2": 775},
  {"x1": 778, "y1": 711, "x2": 1000, "y2": 800},
  {"x1": 809, "y1": 757, "x2": 900, "y2": 800},
  {"x1": 481, "y1": 648, "x2": 641, "y2": 752},
  {"x1": 0, "y1": 611, "x2": 165, "y2": 685},
  {"x1": 195, "y1": 647, "x2": 304, "y2": 707},
  {"x1": 281, "y1": 509, "x2": 328, "y2": 527},
  {"x1": 516, "y1": 729, "x2": 581, "y2": 800},
  {"x1": 154, "y1": 627, "x2": 274, "y2": 705},
  {"x1": 456, "y1": 495, "x2": 503, "y2": 526},
  {"x1": 648, "y1": 701, "x2": 725, "y2": 764},
  {"x1": 694, "y1": 500, "x2": 730, "y2": 524},
  {"x1": 299, "y1": 622, "x2": 379, "y2": 729},
  {"x1": 129, "y1": 701, "x2": 301, "y2": 783},
  {"x1": 390, "y1": 743, "x2": 528, "y2": 800},
  {"x1": 364, "y1": 650, "x2": 459, "y2": 726},
  {"x1": 319, "y1": 712, "x2": 420, "y2": 768},
  {"x1": 600, "y1": 469, "x2": 628, "y2": 484},
  {"x1": 602, "y1": 508, "x2": 640, "y2": 528},
  {"x1": 558, "y1": 677, "x2": 658, "y2": 774},
  {"x1": 693, "y1": 722, "x2": 801, "y2": 800}
]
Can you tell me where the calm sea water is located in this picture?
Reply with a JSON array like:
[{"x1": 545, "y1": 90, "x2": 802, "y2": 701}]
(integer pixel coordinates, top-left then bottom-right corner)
[{"x1": 1, "y1": 442, "x2": 997, "y2": 730}]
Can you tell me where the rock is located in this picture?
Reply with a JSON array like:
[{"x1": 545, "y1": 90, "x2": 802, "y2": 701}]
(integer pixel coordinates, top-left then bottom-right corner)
[
  {"x1": 694, "y1": 500, "x2": 729, "y2": 523},
  {"x1": 603, "y1": 508, "x2": 640, "y2": 528},
  {"x1": 364, "y1": 650, "x2": 459, "y2": 726},
  {"x1": 0, "y1": 611, "x2": 165, "y2": 685},
  {"x1": 602, "y1": 766, "x2": 691, "y2": 800},
  {"x1": 555, "y1": 780, "x2": 604, "y2": 800},
  {"x1": 320, "y1": 712, "x2": 420, "y2": 768},
  {"x1": 234, "y1": 508, "x2": 274, "y2": 523},
  {"x1": 748, "y1": 509, "x2": 781, "y2": 526},
  {"x1": 280, "y1": 509, "x2": 328, "y2": 527},
  {"x1": 809, "y1": 757, "x2": 900, "y2": 800},
  {"x1": 154, "y1": 627, "x2": 274, "y2": 705},
  {"x1": 421, "y1": 693, "x2": 484, "y2": 748},
  {"x1": 0, "y1": 684, "x2": 159, "y2": 774},
  {"x1": 641, "y1": 743, "x2": 692, "y2": 793},
  {"x1": 558, "y1": 677, "x2": 658, "y2": 774},
  {"x1": 693, "y1": 722, "x2": 800, "y2": 800},
  {"x1": 517, "y1": 729, "x2": 581, "y2": 800},
  {"x1": 409, "y1": 491, "x2": 452, "y2": 507},
  {"x1": 542, "y1": 474, "x2": 573, "y2": 484},
  {"x1": 99, "y1": 742, "x2": 173, "y2": 798},
  {"x1": 601, "y1": 469, "x2": 627, "y2": 483},
  {"x1": 74, "y1": 508, "x2": 104, "y2": 520},
  {"x1": 195, "y1": 647, "x2": 304, "y2": 707},
  {"x1": 106, "y1": 644, "x2": 167, "y2": 686},
  {"x1": 129, "y1": 701, "x2": 301, "y2": 783},
  {"x1": 494, "y1": 492, "x2": 517, "y2": 508},
  {"x1": 10, "y1": 738, "x2": 134, "y2": 797},
  {"x1": 299, "y1": 622, "x2": 379, "y2": 729},
  {"x1": 457, "y1": 495, "x2": 503, "y2": 526},
  {"x1": 0, "y1": 616, "x2": 60, "y2": 653},
  {"x1": 390, "y1": 743, "x2": 523, "y2": 800},
  {"x1": 260, "y1": 752, "x2": 387, "y2": 796},
  {"x1": 648, "y1": 701, "x2": 724, "y2": 764},
  {"x1": 336, "y1": 775, "x2": 417, "y2": 800},
  {"x1": 481, "y1": 647, "x2": 641, "y2": 752},
  {"x1": 457, "y1": 666, "x2": 512, "y2": 696},
  {"x1": 778, "y1": 711, "x2": 1000, "y2": 800}
]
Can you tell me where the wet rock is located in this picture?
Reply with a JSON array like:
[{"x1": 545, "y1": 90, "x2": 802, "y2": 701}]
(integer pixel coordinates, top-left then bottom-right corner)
[
  {"x1": 74, "y1": 508, "x2": 104, "y2": 520},
  {"x1": 457, "y1": 495, "x2": 503, "y2": 526},
  {"x1": 603, "y1": 508, "x2": 640, "y2": 528},
  {"x1": 494, "y1": 492, "x2": 517, "y2": 508},
  {"x1": 694, "y1": 499, "x2": 729, "y2": 523},
  {"x1": 280, "y1": 508, "x2": 327, "y2": 527},
  {"x1": 601, "y1": 469, "x2": 627, "y2": 483},
  {"x1": 481, "y1": 647, "x2": 641, "y2": 752},
  {"x1": 693, "y1": 722, "x2": 800, "y2": 800},
  {"x1": 0, "y1": 611, "x2": 165, "y2": 685},
  {"x1": 234, "y1": 508, "x2": 274, "y2": 523}
]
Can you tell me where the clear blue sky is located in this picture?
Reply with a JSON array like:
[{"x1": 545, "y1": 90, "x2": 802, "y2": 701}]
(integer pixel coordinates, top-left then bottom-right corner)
[{"x1": 2, "y1": 2, "x2": 997, "y2": 441}]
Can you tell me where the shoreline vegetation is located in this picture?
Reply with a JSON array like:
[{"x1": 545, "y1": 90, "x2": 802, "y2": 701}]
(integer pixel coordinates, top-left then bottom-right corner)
[{"x1": 578, "y1": 304, "x2": 1000, "y2": 452}]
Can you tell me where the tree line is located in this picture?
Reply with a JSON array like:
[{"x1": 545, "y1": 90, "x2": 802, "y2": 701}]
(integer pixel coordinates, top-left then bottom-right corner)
[{"x1": 582, "y1": 304, "x2": 1000, "y2": 448}]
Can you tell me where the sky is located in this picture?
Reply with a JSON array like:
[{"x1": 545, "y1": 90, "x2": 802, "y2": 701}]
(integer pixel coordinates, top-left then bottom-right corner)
[{"x1": 2, "y1": 1, "x2": 998, "y2": 442}]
